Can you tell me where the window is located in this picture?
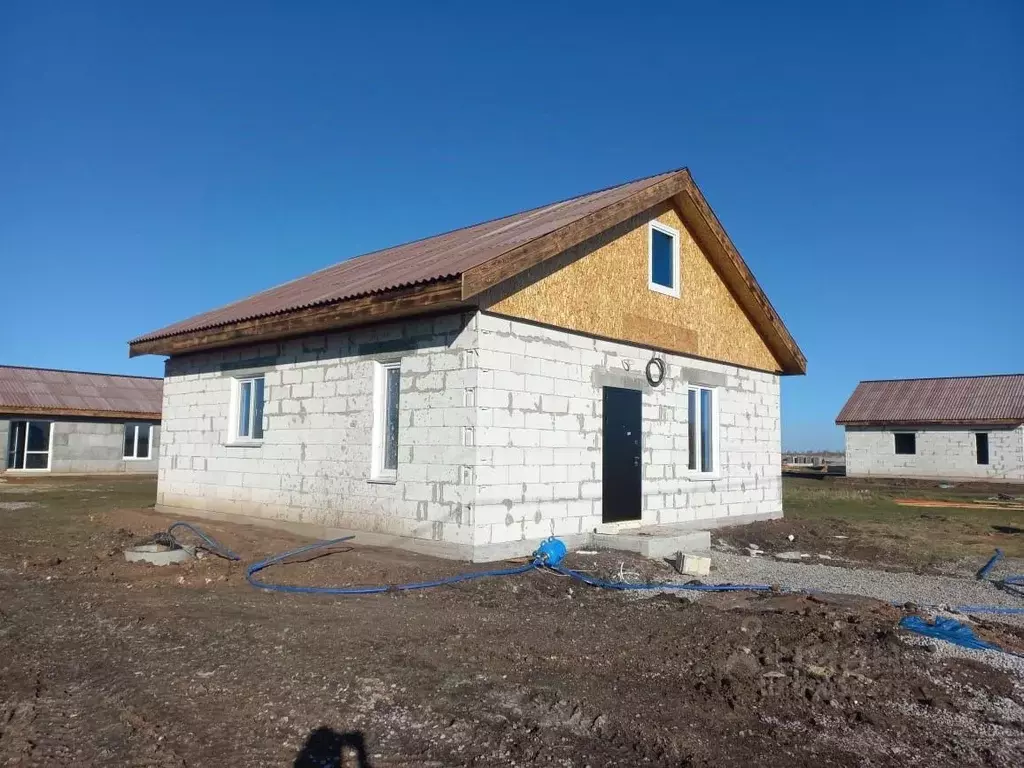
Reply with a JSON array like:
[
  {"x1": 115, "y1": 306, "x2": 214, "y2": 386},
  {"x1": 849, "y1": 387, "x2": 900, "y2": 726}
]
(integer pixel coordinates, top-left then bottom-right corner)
[
  {"x1": 371, "y1": 362, "x2": 401, "y2": 480},
  {"x1": 976, "y1": 433, "x2": 989, "y2": 465},
  {"x1": 648, "y1": 221, "x2": 680, "y2": 297},
  {"x1": 232, "y1": 375, "x2": 265, "y2": 441},
  {"x1": 894, "y1": 433, "x2": 916, "y2": 455},
  {"x1": 686, "y1": 386, "x2": 717, "y2": 473},
  {"x1": 6, "y1": 420, "x2": 52, "y2": 470},
  {"x1": 123, "y1": 423, "x2": 152, "y2": 459}
]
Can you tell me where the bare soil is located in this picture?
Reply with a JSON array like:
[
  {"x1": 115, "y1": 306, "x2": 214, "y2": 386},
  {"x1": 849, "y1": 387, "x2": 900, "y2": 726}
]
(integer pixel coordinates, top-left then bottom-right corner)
[{"x1": 1, "y1": 477, "x2": 1022, "y2": 766}]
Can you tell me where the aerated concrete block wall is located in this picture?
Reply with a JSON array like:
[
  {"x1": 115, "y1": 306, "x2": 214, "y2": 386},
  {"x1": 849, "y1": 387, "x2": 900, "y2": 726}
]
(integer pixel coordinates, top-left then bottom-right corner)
[
  {"x1": 845, "y1": 425, "x2": 1024, "y2": 481},
  {"x1": 472, "y1": 313, "x2": 782, "y2": 549},
  {"x1": 157, "y1": 312, "x2": 480, "y2": 552},
  {"x1": 157, "y1": 310, "x2": 783, "y2": 560},
  {"x1": 51, "y1": 420, "x2": 161, "y2": 473},
  {"x1": 0, "y1": 416, "x2": 159, "y2": 473}
]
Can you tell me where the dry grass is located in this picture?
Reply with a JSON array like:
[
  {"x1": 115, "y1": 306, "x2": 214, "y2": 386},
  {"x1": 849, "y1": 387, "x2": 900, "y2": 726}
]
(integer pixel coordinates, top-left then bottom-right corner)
[{"x1": 782, "y1": 476, "x2": 1024, "y2": 567}]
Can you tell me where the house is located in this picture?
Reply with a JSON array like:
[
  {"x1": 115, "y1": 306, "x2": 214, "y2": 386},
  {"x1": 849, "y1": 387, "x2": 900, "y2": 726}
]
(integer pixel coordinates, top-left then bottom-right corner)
[
  {"x1": 836, "y1": 375, "x2": 1024, "y2": 482},
  {"x1": 130, "y1": 168, "x2": 806, "y2": 561},
  {"x1": 1, "y1": 366, "x2": 162, "y2": 474}
]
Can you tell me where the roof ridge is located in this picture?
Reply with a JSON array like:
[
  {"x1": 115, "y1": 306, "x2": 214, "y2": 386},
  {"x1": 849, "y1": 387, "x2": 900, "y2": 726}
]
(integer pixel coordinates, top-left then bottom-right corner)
[
  {"x1": 0, "y1": 364, "x2": 162, "y2": 381},
  {"x1": 858, "y1": 373, "x2": 1024, "y2": 384},
  {"x1": 167, "y1": 166, "x2": 690, "y2": 318},
  {"x1": 335, "y1": 165, "x2": 689, "y2": 265}
]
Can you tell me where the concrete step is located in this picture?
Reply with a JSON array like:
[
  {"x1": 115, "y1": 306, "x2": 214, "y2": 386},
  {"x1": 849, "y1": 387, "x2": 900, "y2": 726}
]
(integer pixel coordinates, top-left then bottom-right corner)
[{"x1": 589, "y1": 526, "x2": 711, "y2": 560}]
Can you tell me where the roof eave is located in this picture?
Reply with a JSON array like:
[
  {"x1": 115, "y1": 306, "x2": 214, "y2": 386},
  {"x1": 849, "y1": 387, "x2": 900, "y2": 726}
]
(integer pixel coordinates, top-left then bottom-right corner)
[
  {"x1": 837, "y1": 419, "x2": 1024, "y2": 427},
  {"x1": 129, "y1": 278, "x2": 467, "y2": 358},
  {"x1": 0, "y1": 405, "x2": 161, "y2": 420}
]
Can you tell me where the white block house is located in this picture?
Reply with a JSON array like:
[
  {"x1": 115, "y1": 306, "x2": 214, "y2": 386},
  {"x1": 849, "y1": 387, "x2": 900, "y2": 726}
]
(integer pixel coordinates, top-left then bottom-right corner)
[
  {"x1": 130, "y1": 168, "x2": 806, "y2": 560},
  {"x1": 837, "y1": 375, "x2": 1024, "y2": 482}
]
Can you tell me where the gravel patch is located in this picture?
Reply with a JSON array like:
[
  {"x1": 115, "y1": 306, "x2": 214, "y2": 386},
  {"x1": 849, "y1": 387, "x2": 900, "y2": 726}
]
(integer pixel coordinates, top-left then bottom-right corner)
[
  {"x1": 705, "y1": 552, "x2": 1024, "y2": 627},
  {"x1": 902, "y1": 635, "x2": 1024, "y2": 679},
  {"x1": 0, "y1": 501, "x2": 38, "y2": 511}
]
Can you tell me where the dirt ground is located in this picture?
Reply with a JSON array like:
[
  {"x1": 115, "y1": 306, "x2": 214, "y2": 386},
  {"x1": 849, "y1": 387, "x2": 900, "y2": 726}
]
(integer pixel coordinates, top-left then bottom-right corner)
[
  {"x1": 717, "y1": 475, "x2": 1024, "y2": 572},
  {"x1": 1, "y1": 477, "x2": 1023, "y2": 767}
]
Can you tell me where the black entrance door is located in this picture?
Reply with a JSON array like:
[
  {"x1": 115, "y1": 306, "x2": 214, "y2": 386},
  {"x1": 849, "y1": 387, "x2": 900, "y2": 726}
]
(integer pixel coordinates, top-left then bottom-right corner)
[{"x1": 602, "y1": 386, "x2": 642, "y2": 524}]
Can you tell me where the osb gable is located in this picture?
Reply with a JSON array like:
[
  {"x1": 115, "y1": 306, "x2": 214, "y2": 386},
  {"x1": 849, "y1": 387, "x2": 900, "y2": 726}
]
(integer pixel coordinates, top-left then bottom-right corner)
[{"x1": 481, "y1": 201, "x2": 783, "y2": 373}]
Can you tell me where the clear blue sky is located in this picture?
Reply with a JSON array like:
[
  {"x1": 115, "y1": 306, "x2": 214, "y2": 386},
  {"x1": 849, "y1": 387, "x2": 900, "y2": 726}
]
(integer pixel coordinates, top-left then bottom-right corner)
[{"x1": 2, "y1": 1, "x2": 1022, "y2": 450}]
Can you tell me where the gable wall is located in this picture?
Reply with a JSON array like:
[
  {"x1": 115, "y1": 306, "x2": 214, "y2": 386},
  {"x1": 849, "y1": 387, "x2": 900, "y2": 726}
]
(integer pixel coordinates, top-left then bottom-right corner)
[
  {"x1": 472, "y1": 313, "x2": 782, "y2": 549},
  {"x1": 483, "y1": 202, "x2": 782, "y2": 373}
]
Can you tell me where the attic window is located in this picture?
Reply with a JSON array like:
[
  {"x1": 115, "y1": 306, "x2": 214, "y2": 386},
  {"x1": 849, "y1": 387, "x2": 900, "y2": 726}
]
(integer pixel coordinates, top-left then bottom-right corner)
[{"x1": 648, "y1": 221, "x2": 680, "y2": 298}]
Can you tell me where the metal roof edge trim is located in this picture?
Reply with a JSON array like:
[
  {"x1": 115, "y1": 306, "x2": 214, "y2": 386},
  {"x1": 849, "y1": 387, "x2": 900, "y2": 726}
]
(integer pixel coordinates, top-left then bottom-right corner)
[
  {"x1": 129, "y1": 274, "x2": 455, "y2": 345},
  {"x1": 0, "y1": 406, "x2": 163, "y2": 420},
  {"x1": 836, "y1": 419, "x2": 1024, "y2": 427}
]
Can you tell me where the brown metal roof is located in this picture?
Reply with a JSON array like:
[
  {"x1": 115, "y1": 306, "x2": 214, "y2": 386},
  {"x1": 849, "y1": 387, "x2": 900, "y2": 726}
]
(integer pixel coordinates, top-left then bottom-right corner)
[
  {"x1": 132, "y1": 169, "x2": 683, "y2": 343},
  {"x1": 0, "y1": 366, "x2": 163, "y2": 419},
  {"x1": 836, "y1": 375, "x2": 1024, "y2": 426}
]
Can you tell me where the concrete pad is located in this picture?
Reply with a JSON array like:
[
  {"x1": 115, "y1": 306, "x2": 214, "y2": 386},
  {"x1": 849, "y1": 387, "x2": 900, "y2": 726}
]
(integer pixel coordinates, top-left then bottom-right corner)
[
  {"x1": 590, "y1": 525, "x2": 711, "y2": 560},
  {"x1": 124, "y1": 543, "x2": 195, "y2": 565}
]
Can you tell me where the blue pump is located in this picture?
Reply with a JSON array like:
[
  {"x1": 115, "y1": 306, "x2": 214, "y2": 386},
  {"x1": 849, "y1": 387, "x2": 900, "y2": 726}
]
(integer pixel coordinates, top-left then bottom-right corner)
[{"x1": 533, "y1": 537, "x2": 567, "y2": 566}]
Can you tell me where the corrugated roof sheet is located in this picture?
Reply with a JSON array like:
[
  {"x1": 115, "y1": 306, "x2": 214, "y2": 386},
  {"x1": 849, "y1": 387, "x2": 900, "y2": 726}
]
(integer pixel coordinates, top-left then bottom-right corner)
[
  {"x1": 0, "y1": 366, "x2": 163, "y2": 418},
  {"x1": 836, "y1": 375, "x2": 1024, "y2": 426},
  {"x1": 132, "y1": 169, "x2": 683, "y2": 343}
]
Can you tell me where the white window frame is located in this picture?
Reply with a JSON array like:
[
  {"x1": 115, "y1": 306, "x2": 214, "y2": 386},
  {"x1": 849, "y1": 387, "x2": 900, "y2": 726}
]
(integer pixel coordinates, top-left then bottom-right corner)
[
  {"x1": 229, "y1": 375, "x2": 265, "y2": 444},
  {"x1": 6, "y1": 419, "x2": 55, "y2": 472},
  {"x1": 370, "y1": 361, "x2": 401, "y2": 482},
  {"x1": 122, "y1": 422, "x2": 152, "y2": 460},
  {"x1": 685, "y1": 385, "x2": 720, "y2": 477},
  {"x1": 648, "y1": 220, "x2": 681, "y2": 298}
]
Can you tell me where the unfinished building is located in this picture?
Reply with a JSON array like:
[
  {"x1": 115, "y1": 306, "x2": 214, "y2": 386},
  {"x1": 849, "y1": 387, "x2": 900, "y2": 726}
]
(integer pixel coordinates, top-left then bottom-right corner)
[
  {"x1": 836, "y1": 375, "x2": 1024, "y2": 482},
  {"x1": 1, "y1": 366, "x2": 162, "y2": 474},
  {"x1": 130, "y1": 168, "x2": 806, "y2": 560}
]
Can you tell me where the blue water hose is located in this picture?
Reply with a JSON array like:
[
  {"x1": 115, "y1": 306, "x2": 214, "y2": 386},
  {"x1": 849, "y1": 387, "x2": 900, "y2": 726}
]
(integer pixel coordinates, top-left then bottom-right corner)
[
  {"x1": 161, "y1": 524, "x2": 1024, "y2": 622},
  {"x1": 976, "y1": 549, "x2": 1003, "y2": 580},
  {"x1": 949, "y1": 605, "x2": 1024, "y2": 616},
  {"x1": 551, "y1": 564, "x2": 772, "y2": 593},
  {"x1": 241, "y1": 535, "x2": 773, "y2": 596},
  {"x1": 168, "y1": 521, "x2": 241, "y2": 561},
  {"x1": 158, "y1": 523, "x2": 1024, "y2": 656},
  {"x1": 245, "y1": 535, "x2": 540, "y2": 595},
  {"x1": 957, "y1": 548, "x2": 1024, "y2": 614}
]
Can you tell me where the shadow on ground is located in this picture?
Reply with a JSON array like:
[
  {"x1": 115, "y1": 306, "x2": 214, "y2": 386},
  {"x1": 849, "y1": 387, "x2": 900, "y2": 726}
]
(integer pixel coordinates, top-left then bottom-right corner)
[{"x1": 294, "y1": 727, "x2": 372, "y2": 767}]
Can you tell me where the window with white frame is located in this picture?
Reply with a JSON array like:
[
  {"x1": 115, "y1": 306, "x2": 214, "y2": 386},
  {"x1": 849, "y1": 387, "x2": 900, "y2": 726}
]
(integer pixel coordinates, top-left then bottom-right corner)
[
  {"x1": 371, "y1": 361, "x2": 401, "y2": 480},
  {"x1": 6, "y1": 420, "x2": 52, "y2": 470},
  {"x1": 687, "y1": 386, "x2": 717, "y2": 474},
  {"x1": 648, "y1": 221, "x2": 680, "y2": 297},
  {"x1": 123, "y1": 423, "x2": 152, "y2": 459},
  {"x1": 232, "y1": 375, "x2": 265, "y2": 441}
]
